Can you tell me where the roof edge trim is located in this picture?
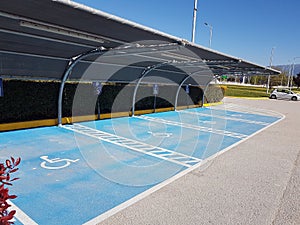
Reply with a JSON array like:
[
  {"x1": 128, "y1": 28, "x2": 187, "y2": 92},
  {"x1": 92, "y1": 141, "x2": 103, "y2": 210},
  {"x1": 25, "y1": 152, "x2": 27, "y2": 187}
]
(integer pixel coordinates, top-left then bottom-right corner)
[{"x1": 53, "y1": 0, "x2": 281, "y2": 75}]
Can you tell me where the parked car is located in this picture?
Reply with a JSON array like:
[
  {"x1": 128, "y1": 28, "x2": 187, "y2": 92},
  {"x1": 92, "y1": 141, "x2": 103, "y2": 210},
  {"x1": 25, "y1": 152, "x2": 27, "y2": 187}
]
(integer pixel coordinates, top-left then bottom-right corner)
[{"x1": 269, "y1": 89, "x2": 300, "y2": 101}]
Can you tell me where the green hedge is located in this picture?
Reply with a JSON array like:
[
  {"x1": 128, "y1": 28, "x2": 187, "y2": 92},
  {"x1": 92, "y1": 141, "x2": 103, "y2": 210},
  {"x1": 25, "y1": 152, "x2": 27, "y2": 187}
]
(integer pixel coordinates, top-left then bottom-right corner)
[
  {"x1": 0, "y1": 80, "x2": 206, "y2": 123},
  {"x1": 0, "y1": 80, "x2": 59, "y2": 123}
]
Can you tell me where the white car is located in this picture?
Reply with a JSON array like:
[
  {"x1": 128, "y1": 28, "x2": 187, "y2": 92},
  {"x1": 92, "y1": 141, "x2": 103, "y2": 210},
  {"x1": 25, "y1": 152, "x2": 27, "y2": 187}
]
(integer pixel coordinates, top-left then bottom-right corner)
[{"x1": 270, "y1": 89, "x2": 300, "y2": 101}]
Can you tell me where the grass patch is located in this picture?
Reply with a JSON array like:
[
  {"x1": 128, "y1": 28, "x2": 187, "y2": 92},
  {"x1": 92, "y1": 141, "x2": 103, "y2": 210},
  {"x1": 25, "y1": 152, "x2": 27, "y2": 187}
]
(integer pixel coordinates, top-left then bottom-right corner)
[
  {"x1": 292, "y1": 88, "x2": 300, "y2": 94},
  {"x1": 223, "y1": 85, "x2": 269, "y2": 98}
]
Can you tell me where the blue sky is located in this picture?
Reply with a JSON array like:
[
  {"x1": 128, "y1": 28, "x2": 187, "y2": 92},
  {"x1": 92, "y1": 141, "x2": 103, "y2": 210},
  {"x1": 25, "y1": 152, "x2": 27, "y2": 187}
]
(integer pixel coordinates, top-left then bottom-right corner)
[{"x1": 74, "y1": 0, "x2": 300, "y2": 66}]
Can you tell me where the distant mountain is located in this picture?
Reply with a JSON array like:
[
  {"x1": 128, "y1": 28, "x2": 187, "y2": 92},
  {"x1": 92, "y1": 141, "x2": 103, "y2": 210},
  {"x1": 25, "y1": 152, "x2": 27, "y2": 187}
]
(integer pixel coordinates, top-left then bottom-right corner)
[{"x1": 275, "y1": 64, "x2": 300, "y2": 76}]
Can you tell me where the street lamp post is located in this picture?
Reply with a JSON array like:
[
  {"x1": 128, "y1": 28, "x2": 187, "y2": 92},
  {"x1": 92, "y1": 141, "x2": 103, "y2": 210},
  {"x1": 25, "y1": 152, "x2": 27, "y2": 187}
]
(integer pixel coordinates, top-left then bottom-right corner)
[
  {"x1": 266, "y1": 47, "x2": 275, "y2": 94},
  {"x1": 287, "y1": 60, "x2": 292, "y2": 88},
  {"x1": 290, "y1": 57, "x2": 300, "y2": 90},
  {"x1": 204, "y1": 22, "x2": 213, "y2": 48},
  {"x1": 191, "y1": 0, "x2": 198, "y2": 43}
]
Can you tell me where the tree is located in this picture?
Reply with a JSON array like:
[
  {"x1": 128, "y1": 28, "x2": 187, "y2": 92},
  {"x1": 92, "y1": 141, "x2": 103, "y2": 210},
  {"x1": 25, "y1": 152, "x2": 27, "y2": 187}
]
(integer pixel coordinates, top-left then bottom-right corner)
[
  {"x1": 249, "y1": 75, "x2": 268, "y2": 85},
  {"x1": 293, "y1": 73, "x2": 300, "y2": 89}
]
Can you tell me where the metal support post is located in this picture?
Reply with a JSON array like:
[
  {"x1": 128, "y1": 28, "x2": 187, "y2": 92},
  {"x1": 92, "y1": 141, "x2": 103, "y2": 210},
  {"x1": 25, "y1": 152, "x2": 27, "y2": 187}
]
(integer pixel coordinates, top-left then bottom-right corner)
[
  {"x1": 131, "y1": 62, "x2": 169, "y2": 116},
  {"x1": 58, "y1": 47, "x2": 106, "y2": 126}
]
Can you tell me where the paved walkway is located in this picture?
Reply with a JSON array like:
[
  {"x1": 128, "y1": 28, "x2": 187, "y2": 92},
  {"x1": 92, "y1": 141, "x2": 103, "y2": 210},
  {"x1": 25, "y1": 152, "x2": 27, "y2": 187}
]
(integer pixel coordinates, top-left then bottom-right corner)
[{"x1": 99, "y1": 97, "x2": 300, "y2": 225}]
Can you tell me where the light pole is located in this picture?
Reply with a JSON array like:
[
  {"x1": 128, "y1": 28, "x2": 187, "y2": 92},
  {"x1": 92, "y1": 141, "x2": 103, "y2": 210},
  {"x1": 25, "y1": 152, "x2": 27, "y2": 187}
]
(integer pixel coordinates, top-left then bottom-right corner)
[
  {"x1": 191, "y1": 0, "x2": 198, "y2": 43},
  {"x1": 266, "y1": 47, "x2": 275, "y2": 93},
  {"x1": 204, "y1": 22, "x2": 213, "y2": 48},
  {"x1": 287, "y1": 60, "x2": 292, "y2": 88},
  {"x1": 290, "y1": 57, "x2": 300, "y2": 90}
]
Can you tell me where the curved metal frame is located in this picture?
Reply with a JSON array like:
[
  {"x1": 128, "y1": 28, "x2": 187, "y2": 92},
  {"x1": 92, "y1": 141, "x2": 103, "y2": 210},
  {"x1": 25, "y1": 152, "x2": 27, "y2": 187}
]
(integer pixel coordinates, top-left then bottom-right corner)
[
  {"x1": 58, "y1": 46, "x2": 214, "y2": 124},
  {"x1": 174, "y1": 70, "x2": 211, "y2": 110},
  {"x1": 174, "y1": 74, "x2": 192, "y2": 111},
  {"x1": 132, "y1": 61, "x2": 213, "y2": 115},
  {"x1": 58, "y1": 47, "x2": 106, "y2": 125},
  {"x1": 201, "y1": 79, "x2": 217, "y2": 106},
  {"x1": 131, "y1": 62, "x2": 169, "y2": 116}
]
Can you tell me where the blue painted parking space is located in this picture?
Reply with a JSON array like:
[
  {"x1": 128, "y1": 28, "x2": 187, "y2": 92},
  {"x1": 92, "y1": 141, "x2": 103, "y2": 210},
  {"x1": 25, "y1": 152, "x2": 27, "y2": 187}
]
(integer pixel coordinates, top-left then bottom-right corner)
[{"x1": 0, "y1": 106, "x2": 283, "y2": 225}]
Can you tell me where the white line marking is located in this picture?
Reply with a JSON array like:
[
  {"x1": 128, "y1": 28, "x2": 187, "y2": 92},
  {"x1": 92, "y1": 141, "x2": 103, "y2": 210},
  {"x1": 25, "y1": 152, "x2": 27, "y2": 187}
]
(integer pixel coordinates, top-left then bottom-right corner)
[
  {"x1": 210, "y1": 103, "x2": 283, "y2": 118},
  {"x1": 137, "y1": 115, "x2": 248, "y2": 139},
  {"x1": 8, "y1": 200, "x2": 38, "y2": 225},
  {"x1": 83, "y1": 110, "x2": 285, "y2": 225},
  {"x1": 179, "y1": 110, "x2": 270, "y2": 126},
  {"x1": 62, "y1": 124, "x2": 201, "y2": 168}
]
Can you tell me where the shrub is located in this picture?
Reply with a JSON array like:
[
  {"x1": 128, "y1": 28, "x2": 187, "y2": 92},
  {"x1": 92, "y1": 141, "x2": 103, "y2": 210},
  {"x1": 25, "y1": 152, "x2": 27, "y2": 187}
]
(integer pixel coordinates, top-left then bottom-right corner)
[
  {"x1": 0, "y1": 157, "x2": 21, "y2": 225},
  {"x1": 204, "y1": 84, "x2": 225, "y2": 103}
]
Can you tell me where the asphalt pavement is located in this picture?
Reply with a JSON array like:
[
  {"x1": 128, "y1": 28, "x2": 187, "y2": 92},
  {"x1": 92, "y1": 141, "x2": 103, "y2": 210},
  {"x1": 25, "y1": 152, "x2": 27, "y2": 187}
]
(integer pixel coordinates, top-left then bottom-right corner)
[{"x1": 99, "y1": 97, "x2": 300, "y2": 225}]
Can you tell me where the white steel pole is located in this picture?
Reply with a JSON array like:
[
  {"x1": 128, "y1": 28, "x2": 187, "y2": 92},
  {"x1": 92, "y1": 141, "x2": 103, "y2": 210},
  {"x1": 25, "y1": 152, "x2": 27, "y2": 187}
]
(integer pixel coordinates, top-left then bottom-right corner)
[
  {"x1": 290, "y1": 57, "x2": 300, "y2": 91},
  {"x1": 191, "y1": 0, "x2": 198, "y2": 43},
  {"x1": 204, "y1": 22, "x2": 213, "y2": 48},
  {"x1": 290, "y1": 60, "x2": 295, "y2": 91},
  {"x1": 287, "y1": 61, "x2": 291, "y2": 88},
  {"x1": 209, "y1": 25, "x2": 213, "y2": 48},
  {"x1": 267, "y1": 47, "x2": 275, "y2": 93}
]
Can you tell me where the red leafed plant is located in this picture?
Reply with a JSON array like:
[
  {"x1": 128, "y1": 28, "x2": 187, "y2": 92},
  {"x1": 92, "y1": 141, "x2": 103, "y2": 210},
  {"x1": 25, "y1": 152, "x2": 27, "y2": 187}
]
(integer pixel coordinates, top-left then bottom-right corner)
[{"x1": 0, "y1": 157, "x2": 21, "y2": 225}]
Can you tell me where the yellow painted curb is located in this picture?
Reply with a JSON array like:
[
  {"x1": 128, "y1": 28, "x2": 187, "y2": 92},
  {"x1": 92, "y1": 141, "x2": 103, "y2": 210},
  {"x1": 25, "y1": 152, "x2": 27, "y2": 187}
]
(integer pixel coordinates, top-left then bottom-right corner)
[
  {"x1": 0, "y1": 105, "x2": 201, "y2": 132},
  {"x1": 225, "y1": 96, "x2": 269, "y2": 100},
  {"x1": 0, "y1": 119, "x2": 57, "y2": 132},
  {"x1": 176, "y1": 105, "x2": 201, "y2": 110},
  {"x1": 203, "y1": 102, "x2": 223, "y2": 107}
]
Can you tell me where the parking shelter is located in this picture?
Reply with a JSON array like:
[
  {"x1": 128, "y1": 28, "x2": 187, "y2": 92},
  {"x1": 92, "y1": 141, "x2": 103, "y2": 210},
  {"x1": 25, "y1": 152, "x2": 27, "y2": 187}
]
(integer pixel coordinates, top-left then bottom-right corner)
[{"x1": 0, "y1": 0, "x2": 280, "y2": 125}]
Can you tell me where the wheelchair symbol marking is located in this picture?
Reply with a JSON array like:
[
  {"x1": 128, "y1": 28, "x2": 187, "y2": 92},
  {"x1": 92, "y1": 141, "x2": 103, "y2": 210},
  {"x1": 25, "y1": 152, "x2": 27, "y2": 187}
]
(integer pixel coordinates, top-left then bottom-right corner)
[{"x1": 40, "y1": 155, "x2": 79, "y2": 170}]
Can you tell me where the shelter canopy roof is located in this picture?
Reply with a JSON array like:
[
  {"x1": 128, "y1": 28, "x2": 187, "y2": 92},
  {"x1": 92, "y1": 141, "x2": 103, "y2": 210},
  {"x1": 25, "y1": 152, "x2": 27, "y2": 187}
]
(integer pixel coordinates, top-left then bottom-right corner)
[{"x1": 0, "y1": 0, "x2": 280, "y2": 80}]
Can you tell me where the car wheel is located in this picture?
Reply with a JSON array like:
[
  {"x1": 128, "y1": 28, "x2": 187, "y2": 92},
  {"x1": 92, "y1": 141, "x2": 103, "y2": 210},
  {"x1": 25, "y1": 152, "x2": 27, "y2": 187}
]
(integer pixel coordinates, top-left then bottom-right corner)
[
  {"x1": 291, "y1": 96, "x2": 297, "y2": 101},
  {"x1": 270, "y1": 95, "x2": 277, "y2": 99}
]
